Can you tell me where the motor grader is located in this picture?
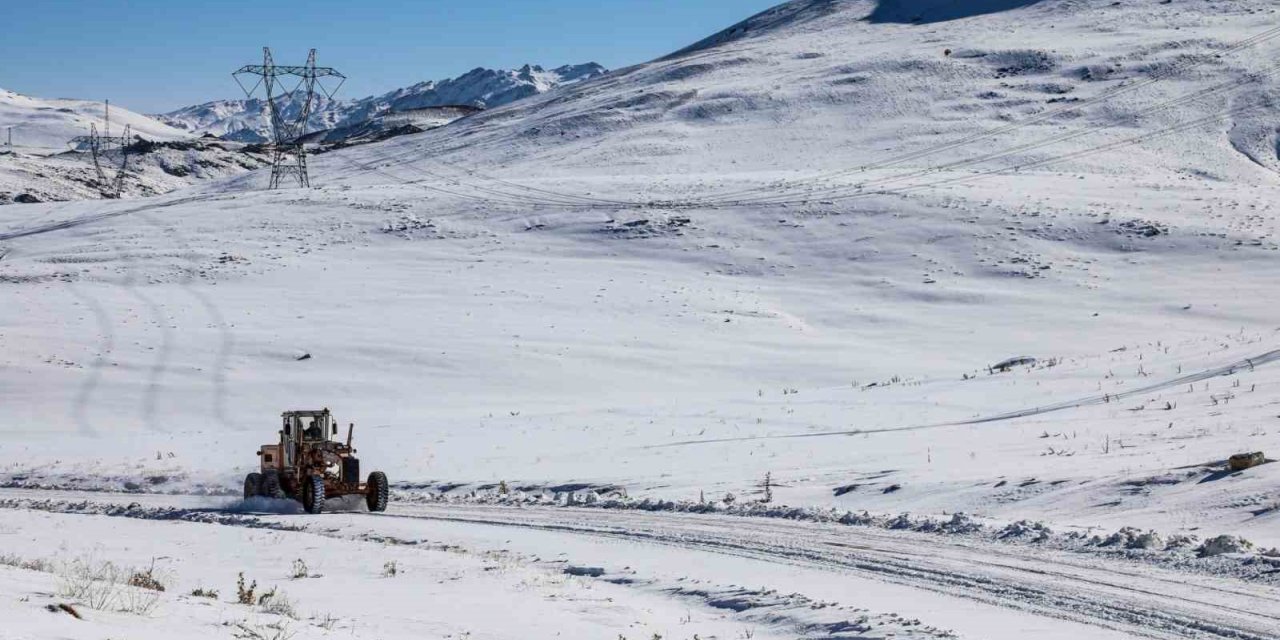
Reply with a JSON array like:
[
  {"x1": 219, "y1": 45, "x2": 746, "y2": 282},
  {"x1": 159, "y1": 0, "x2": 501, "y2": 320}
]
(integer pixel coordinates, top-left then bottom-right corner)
[{"x1": 244, "y1": 409, "x2": 389, "y2": 514}]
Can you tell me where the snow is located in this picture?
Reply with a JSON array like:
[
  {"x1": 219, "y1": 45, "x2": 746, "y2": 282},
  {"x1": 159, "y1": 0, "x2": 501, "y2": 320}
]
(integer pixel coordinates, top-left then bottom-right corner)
[
  {"x1": 1, "y1": 507, "x2": 795, "y2": 640},
  {"x1": 0, "y1": 88, "x2": 189, "y2": 151},
  {"x1": 4, "y1": 0, "x2": 1280, "y2": 636},
  {"x1": 158, "y1": 63, "x2": 607, "y2": 143},
  {"x1": 154, "y1": 95, "x2": 349, "y2": 144},
  {"x1": 0, "y1": 138, "x2": 269, "y2": 204},
  {"x1": 0, "y1": 88, "x2": 267, "y2": 204}
]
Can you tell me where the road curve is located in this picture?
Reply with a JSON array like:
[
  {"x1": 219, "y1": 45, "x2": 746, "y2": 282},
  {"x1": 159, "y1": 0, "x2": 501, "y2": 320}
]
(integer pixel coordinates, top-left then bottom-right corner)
[
  {"x1": 383, "y1": 502, "x2": 1280, "y2": 640},
  {"x1": 0, "y1": 489, "x2": 1277, "y2": 639}
]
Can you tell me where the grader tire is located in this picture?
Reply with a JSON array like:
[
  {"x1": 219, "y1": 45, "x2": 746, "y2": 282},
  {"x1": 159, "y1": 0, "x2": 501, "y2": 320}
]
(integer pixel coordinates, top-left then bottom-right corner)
[
  {"x1": 262, "y1": 470, "x2": 284, "y2": 499},
  {"x1": 244, "y1": 473, "x2": 263, "y2": 499},
  {"x1": 302, "y1": 475, "x2": 326, "y2": 514},
  {"x1": 366, "y1": 471, "x2": 389, "y2": 512}
]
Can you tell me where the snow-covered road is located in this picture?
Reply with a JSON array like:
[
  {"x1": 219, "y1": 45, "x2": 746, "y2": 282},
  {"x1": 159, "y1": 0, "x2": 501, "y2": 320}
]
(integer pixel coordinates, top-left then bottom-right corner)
[
  {"x1": 2, "y1": 488, "x2": 1276, "y2": 639},
  {"x1": 381, "y1": 503, "x2": 1280, "y2": 639}
]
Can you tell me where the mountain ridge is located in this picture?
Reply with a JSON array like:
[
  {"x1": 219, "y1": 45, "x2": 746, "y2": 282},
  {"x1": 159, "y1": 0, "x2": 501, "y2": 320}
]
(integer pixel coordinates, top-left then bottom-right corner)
[{"x1": 157, "y1": 62, "x2": 607, "y2": 143}]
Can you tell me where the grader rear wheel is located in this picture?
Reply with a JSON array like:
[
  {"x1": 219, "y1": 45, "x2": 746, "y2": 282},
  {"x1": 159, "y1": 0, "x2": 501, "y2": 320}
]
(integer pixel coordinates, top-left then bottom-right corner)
[
  {"x1": 262, "y1": 470, "x2": 284, "y2": 499},
  {"x1": 302, "y1": 475, "x2": 326, "y2": 514},
  {"x1": 366, "y1": 471, "x2": 389, "y2": 512},
  {"x1": 244, "y1": 473, "x2": 263, "y2": 499}
]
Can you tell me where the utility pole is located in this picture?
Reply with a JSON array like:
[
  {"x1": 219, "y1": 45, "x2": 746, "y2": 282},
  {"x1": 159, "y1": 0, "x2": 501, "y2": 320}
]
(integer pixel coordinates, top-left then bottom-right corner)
[
  {"x1": 234, "y1": 48, "x2": 345, "y2": 189},
  {"x1": 67, "y1": 100, "x2": 133, "y2": 199}
]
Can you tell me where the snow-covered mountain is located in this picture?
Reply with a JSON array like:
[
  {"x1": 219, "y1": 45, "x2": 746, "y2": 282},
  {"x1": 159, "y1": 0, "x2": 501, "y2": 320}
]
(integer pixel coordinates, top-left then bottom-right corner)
[
  {"x1": 149, "y1": 94, "x2": 347, "y2": 144},
  {"x1": 157, "y1": 63, "x2": 607, "y2": 143},
  {"x1": 0, "y1": 87, "x2": 190, "y2": 150}
]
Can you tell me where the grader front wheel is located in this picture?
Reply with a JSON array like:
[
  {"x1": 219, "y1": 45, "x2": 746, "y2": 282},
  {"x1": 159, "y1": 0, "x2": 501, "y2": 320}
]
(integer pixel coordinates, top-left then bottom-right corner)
[
  {"x1": 366, "y1": 471, "x2": 389, "y2": 512},
  {"x1": 302, "y1": 475, "x2": 326, "y2": 514}
]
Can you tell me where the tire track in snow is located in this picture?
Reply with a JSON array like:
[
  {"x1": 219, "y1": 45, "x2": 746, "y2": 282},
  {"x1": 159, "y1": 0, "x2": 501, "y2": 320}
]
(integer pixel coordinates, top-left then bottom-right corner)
[
  {"x1": 0, "y1": 493, "x2": 958, "y2": 640},
  {"x1": 656, "y1": 348, "x2": 1280, "y2": 447},
  {"x1": 0, "y1": 193, "x2": 225, "y2": 242},
  {"x1": 135, "y1": 210, "x2": 236, "y2": 429},
  {"x1": 1, "y1": 492, "x2": 1277, "y2": 639},
  {"x1": 65, "y1": 279, "x2": 113, "y2": 437},
  {"x1": 5, "y1": 196, "x2": 240, "y2": 429},
  {"x1": 56, "y1": 213, "x2": 170, "y2": 432},
  {"x1": 97, "y1": 219, "x2": 171, "y2": 432},
  {"x1": 375, "y1": 504, "x2": 1280, "y2": 640}
]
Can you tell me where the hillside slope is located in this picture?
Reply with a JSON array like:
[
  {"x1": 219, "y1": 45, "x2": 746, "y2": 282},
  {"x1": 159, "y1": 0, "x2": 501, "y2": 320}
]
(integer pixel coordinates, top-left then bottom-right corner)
[
  {"x1": 2, "y1": 0, "x2": 1280, "y2": 554},
  {"x1": 0, "y1": 88, "x2": 269, "y2": 204},
  {"x1": 355, "y1": 0, "x2": 1280, "y2": 183},
  {"x1": 0, "y1": 88, "x2": 190, "y2": 151}
]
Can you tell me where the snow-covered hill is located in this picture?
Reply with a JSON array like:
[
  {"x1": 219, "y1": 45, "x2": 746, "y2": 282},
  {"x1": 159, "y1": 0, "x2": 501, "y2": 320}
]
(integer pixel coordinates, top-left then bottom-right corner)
[
  {"x1": 3, "y1": 0, "x2": 1280, "y2": 576},
  {"x1": 0, "y1": 138, "x2": 268, "y2": 205},
  {"x1": 6, "y1": 1, "x2": 1280, "y2": 637},
  {"x1": 0, "y1": 87, "x2": 190, "y2": 150},
  {"x1": 0, "y1": 88, "x2": 266, "y2": 204},
  {"x1": 158, "y1": 63, "x2": 606, "y2": 143}
]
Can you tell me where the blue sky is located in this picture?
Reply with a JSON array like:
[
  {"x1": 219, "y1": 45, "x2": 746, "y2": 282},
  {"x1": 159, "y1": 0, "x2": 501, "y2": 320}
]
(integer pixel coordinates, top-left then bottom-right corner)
[{"x1": 1, "y1": 0, "x2": 781, "y2": 114}]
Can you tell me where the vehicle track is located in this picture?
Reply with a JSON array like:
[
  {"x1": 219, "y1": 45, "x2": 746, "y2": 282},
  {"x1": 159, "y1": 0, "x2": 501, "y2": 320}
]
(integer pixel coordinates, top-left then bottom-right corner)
[
  {"x1": 381, "y1": 503, "x2": 1280, "y2": 640},
  {"x1": 1, "y1": 490, "x2": 1277, "y2": 639},
  {"x1": 0, "y1": 193, "x2": 224, "y2": 242},
  {"x1": 657, "y1": 347, "x2": 1280, "y2": 446}
]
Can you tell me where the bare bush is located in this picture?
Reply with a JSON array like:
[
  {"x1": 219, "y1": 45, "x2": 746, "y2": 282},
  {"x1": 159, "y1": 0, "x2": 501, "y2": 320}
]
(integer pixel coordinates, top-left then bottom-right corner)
[
  {"x1": 258, "y1": 587, "x2": 298, "y2": 619},
  {"x1": 0, "y1": 554, "x2": 54, "y2": 573},
  {"x1": 57, "y1": 556, "x2": 160, "y2": 615},
  {"x1": 118, "y1": 583, "x2": 162, "y2": 616},
  {"x1": 382, "y1": 560, "x2": 399, "y2": 577},
  {"x1": 313, "y1": 612, "x2": 339, "y2": 630},
  {"x1": 237, "y1": 572, "x2": 258, "y2": 605},
  {"x1": 58, "y1": 557, "x2": 124, "y2": 610},
  {"x1": 127, "y1": 559, "x2": 166, "y2": 592},
  {"x1": 190, "y1": 587, "x2": 220, "y2": 599},
  {"x1": 232, "y1": 620, "x2": 296, "y2": 640}
]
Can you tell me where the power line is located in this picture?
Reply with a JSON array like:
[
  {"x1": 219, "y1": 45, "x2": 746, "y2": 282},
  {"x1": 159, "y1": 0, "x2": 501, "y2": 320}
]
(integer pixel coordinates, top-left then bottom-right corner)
[
  {"x1": 67, "y1": 99, "x2": 134, "y2": 199},
  {"x1": 234, "y1": 48, "x2": 346, "y2": 189}
]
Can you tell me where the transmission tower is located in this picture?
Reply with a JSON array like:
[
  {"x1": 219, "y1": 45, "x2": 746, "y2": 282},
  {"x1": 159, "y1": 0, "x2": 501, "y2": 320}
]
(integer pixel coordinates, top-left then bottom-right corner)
[
  {"x1": 67, "y1": 100, "x2": 134, "y2": 199},
  {"x1": 234, "y1": 48, "x2": 345, "y2": 189}
]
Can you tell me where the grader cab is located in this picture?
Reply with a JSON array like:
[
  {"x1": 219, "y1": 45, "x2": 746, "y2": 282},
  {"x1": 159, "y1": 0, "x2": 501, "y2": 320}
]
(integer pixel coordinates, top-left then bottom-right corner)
[{"x1": 244, "y1": 409, "x2": 389, "y2": 514}]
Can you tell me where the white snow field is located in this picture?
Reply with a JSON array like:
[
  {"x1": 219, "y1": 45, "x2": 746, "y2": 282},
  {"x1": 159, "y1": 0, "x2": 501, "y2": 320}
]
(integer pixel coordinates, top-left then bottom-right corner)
[
  {"x1": 0, "y1": 88, "x2": 270, "y2": 204},
  {"x1": 0, "y1": 88, "x2": 189, "y2": 151},
  {"x1": 3, "y1": 0, "x2": 1280, "y2": 637}
]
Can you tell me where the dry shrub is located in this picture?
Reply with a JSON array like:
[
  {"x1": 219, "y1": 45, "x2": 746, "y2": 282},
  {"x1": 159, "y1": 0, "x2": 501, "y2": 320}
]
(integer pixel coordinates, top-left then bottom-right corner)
[
  {"x1": 127, "y1": 559, "x2": 165, "y2": 592},
  {"x1": 57, "y1": 556, "x2": 160, "y2": 615},
  {"x1": 0, "y1": 554, "x2": 54, "y2": 573},
  {"x1": 237, "y1": 572, "x2": 257, "y2": 605}
]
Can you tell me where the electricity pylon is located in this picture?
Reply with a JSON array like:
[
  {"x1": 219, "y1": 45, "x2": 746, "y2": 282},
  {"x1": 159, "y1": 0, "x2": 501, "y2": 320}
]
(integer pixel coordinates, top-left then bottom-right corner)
[
  {"x1": 234, "y1": 48, "x2": 345, "y2": 189},
  {"x1": 68, "y1": 100, "x2": 133, "y2": 199}
]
